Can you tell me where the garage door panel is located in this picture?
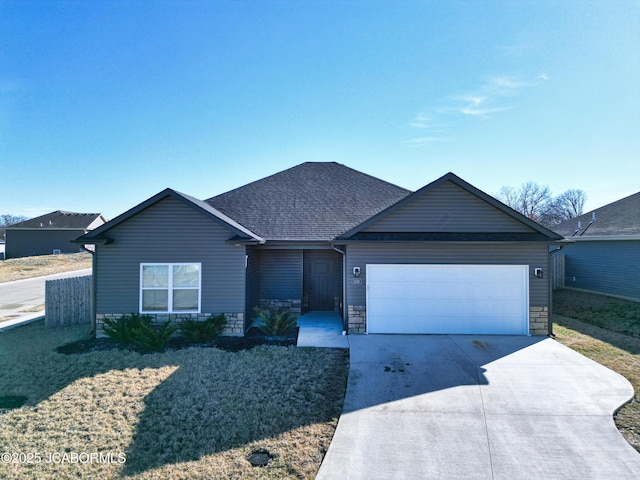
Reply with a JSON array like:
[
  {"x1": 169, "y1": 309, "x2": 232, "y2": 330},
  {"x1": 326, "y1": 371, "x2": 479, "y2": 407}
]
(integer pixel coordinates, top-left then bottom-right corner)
[{"x1": 367, "y1": 265, "x2": 529, "y2": 335}]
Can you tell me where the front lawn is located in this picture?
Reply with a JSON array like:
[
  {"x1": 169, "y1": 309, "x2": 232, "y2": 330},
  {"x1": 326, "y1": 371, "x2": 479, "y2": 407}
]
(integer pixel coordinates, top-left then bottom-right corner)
[
  {"x1": 554, "y1": 288, "x2": 640, "y2": 338},
  {"x1": 0, "y1": 321, "x2": 349, "y2": 479},
  {"x1": 553, "y1": 289, "x2": 640, "y2": 453},
  {"x1": 0, "y1": 252, "x2": 92, "y2": 283}
]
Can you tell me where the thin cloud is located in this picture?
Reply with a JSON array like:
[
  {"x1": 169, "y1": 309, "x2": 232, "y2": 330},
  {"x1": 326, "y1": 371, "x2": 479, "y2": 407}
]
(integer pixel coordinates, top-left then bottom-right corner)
[
  {"x1": 402, "y1": 136, "x2": 447, "y2": 147},
  {"x1": 489, "y1": 75, "x2": 539, "y2": 90},
  {"x1": 409, "y1": 112, "x2": 433, "y2": 129},
  {"x1": 460, "y1": 105, "x2": 512, "y2": 116},
  {"x1": 404, "y1": 73, "x2": 546, "y2": 145},
  {"x1": 454, "y1": 74, "x2": 544, "y2": 116}
]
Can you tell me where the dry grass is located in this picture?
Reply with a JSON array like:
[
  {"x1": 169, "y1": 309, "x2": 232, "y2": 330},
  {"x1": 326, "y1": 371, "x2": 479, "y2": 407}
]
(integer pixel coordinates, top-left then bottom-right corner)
[
  {"x1": 554, "y1": 288, "x2": 640, "y2": 338},
  {"x1": 0, "y1": 321, "x2": 349, "y2": 479},
  {"x1": 553, "y1": 289, "x2": 640, "y2": 453},
  {"x1": 0, "y1": 253, "x2": 92, "y2": 283}
]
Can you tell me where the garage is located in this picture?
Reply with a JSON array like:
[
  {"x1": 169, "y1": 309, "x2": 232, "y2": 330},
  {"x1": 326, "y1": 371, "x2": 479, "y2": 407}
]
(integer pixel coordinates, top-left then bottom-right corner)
[{"x1": 366, "y1": 264, "x2": 529, "y2": 335}]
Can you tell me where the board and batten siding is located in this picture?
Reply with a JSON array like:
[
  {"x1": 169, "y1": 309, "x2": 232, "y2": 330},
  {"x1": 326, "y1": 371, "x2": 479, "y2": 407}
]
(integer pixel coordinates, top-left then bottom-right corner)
[
  {"x1": 345, "y1": 242, "x2": 551, "y2": 308},
  {"x1": 564, "y1": 240, "x2": 640, "y2": 300},
  {"x1": 96, "y1": 196, "x2": 246, "y2": 314},
  {"x1": 363, "y1": 181, "x2": 532, "y2": 233}
]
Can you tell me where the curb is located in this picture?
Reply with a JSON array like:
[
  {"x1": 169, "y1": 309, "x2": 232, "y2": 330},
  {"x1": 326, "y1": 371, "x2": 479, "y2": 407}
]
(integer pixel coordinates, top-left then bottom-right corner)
[{"x1": 0, "y1": 312, "x2": 45, "y2": 332}]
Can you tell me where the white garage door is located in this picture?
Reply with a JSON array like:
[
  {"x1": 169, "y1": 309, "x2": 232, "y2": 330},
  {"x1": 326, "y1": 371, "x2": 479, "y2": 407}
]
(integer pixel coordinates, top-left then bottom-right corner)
[{"x1": 367, "y1": 264, "x2": 529, "y2": 335}]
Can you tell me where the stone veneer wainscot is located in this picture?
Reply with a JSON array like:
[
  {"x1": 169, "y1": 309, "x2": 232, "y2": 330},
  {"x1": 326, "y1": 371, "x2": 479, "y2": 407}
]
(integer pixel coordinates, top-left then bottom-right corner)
[{"x1": 347, "y1": 305, "x2": 549, "y2": 335}]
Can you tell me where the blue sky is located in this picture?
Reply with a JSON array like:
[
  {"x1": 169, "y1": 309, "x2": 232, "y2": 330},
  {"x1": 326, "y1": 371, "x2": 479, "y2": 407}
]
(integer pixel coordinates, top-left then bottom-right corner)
[{"x1": 1, "y1": 1, "x2": 638, "y2": 220}]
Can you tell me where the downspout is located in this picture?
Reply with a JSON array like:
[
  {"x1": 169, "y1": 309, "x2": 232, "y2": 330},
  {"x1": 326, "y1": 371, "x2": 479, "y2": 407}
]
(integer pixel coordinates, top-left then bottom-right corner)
[
  {"x1": 548, "y1": 244, "x2": 565, "y2": 337},
  {"x1": 330, "y1": 242, "x2": 347, "y2": 335}
]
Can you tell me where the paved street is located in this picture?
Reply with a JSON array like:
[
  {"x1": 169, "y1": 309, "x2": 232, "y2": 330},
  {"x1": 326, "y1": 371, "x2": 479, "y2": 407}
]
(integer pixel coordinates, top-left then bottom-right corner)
[{"x1": 0, "y1": 269, "x2": 92, "y2": 329}]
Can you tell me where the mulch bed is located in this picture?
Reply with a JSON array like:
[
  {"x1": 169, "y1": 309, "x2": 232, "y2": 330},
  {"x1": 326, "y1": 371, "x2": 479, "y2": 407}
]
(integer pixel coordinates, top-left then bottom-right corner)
[{"x1": 56, "y1": 327, "x2": 299, "y2": 355}]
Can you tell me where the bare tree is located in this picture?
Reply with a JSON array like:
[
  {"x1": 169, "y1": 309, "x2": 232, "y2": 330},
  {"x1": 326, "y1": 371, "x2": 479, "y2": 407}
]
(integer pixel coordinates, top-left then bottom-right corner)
[
  {"x1": 0, "y1": 214, "x2": 27, "y2": 226},
  {"x1": 496, "y1": 183, "x2": 586, "y2": 227},
  {"x1": 498, "y1": 182, "x2": 552, "y2": 223},
  {"x1": 555, "y1": 189, "x2": 586, "y2": 218}
]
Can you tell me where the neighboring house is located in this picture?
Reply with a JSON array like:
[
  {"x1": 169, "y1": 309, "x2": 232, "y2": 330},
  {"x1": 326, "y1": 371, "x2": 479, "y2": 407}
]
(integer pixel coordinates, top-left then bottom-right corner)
[
  {"x1": 552, "y1": 191, "x2": 640, "y2": 300},
  {"x1": 75, "y1": 162, "x2": 562, "y2": 337},
  {"x1": 5, "y1": 211, "x2": 108, "y2": 259}
]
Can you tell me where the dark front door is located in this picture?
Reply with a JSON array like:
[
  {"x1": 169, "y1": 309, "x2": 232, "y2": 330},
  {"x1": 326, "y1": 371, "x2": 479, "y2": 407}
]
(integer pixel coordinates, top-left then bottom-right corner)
[
  {"x1": 304, "y1": 250, "x2": 342, "y2": 312},
  {"x1": 309, "y1": 259, "x2": 333, "y2": 310}
]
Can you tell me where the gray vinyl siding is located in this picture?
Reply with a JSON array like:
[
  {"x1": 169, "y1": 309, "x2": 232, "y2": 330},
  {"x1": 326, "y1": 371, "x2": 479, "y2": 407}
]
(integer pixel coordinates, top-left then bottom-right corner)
[
  {"x1": 95, "y1": 196, "x2": 246, "y2": 314},
  {"x1": 245, "y1": 247, "x2": 261, "y2": 325},
  {"x1": 258, "y1": 250, "x2": 303, "y2": 300},
  {"x1": 5, "y1": 229, "x2": 86, "y2": 258},
  {"x1": 564, "y1": 240, "x2": 640, "y2": 300},
  {"x1": 364, "y1": 181, "x2": 531, "y2": 233},
  {"x1": 345, "y1": 242, "x2": 551, "y2": 308}
]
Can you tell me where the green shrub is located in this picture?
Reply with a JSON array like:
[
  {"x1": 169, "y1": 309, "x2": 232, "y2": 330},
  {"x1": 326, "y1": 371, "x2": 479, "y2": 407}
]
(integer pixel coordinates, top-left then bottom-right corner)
[
  {"x1": 179, "y1": 314, "x2": 228, "y2": 343},
  {"x1": 253, "y1": 307, "x2": 298, "y2": 336},
  {"x1": 131, "y1": 320, "x2": 178, "y2": 352},
  {"x1": 102, "y1": 314, "x2": 152, "y2": 345}
]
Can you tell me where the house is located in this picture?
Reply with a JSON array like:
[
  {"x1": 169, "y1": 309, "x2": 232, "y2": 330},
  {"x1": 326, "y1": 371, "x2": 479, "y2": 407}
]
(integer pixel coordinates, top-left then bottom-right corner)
[
  {"x1": 5, "y1": 211, "x2": 108, "y2": 259},
  {"x1": 74, "y1": 162, "x2": 562, "y2": 337},
  {"x1": 552, "y1": 191, "x2": 640, "y2": 300}
]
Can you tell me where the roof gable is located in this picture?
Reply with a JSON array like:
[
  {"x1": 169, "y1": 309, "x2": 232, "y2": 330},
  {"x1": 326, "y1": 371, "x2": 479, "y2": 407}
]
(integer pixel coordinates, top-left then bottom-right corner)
[
  {"x1": 8, "y1": 211, "x2": 106, "y2": 230},
  {"x1": 552, "y1": 191, "x2": 640, "y2": 239},
  {"x1": 340, "y1": 173, "x2": 562, "y2": 241},
  {"x1": 207, "y1": 162, "x2": 411, "y2": 241},
  {"x1": 77, "y1": 188, "x2": 264, "y2": 244}
]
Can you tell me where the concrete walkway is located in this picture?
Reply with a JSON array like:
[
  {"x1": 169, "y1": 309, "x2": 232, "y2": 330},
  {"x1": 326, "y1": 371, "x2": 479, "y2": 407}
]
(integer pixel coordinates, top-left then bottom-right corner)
[
  {"x1": 296, "y1": 312, "x2": 349, "y2": 348},
  {"x1": 317, "y1": 335, "x2": 640, "y2": 480}
]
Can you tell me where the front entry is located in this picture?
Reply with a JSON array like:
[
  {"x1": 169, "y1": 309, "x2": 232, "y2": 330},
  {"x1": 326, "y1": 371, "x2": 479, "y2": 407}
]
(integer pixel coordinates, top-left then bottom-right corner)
[{"x1": 303, "y1": 250, "x2": 342, "y2": 313}]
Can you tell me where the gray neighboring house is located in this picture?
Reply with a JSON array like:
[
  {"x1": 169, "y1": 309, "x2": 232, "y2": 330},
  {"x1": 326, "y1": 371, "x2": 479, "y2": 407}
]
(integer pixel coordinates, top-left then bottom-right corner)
[
  {"x1": 0, "y1": 228, "x2": 5, "y2": 260},
  {"x1": 552, "y1": 191, "x2": 640, "y2": 300},
  {"x1": 75, "y1": 162, "x2": 561, "y2": 337},
  {"x1": 5, "y1": 211, "x2": 107, "y2": 259}
]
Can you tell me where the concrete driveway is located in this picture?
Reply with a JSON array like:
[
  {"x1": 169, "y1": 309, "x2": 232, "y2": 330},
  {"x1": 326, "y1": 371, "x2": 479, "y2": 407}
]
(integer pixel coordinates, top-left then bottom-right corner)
[{"x1": 317, "y1": 335, "x2": 640, "y2": 480}]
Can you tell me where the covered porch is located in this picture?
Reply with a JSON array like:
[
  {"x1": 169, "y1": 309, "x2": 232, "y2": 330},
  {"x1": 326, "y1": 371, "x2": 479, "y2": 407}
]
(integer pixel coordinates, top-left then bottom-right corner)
[{"x1": 245, "y1": 246, "x2": 344, "y2": 325}]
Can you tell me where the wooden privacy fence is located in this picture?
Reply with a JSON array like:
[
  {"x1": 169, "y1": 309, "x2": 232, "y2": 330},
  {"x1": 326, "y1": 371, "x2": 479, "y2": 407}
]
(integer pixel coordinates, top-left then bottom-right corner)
[
  {"x1": 45, "y1": 275, "x2": 92, "y2": 327},
  {"x1": 551, "y1": 254, "x2": 565, "y2": 290}
]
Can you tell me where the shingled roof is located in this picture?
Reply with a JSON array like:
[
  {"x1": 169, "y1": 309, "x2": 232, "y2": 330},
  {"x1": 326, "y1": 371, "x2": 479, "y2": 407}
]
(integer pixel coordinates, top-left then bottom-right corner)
[
  {"x1": 552, "y1": 191, "x2": 640, "y2": 239},
  {"x1": 206, "y1": 162, "x2": 411, "y2": 241},
  {"x1": 8, "y1": 211, "x2": 106, "y2": 230}
]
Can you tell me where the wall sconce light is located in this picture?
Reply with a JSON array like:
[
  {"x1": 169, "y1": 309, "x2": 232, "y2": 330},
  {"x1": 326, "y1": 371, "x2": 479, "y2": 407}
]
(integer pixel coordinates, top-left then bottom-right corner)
[
  {"x1": 534, "y1": 268, "x2": 543, "y2": 278},
  {"x1": 353, "y1": 266, "x2": 361, "y2": 277}
]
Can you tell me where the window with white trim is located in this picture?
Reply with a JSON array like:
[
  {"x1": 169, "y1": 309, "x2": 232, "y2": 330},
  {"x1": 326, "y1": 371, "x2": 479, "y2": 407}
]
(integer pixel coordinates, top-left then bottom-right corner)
[{"x1": 140, "y1": 263, "x2": 201, "y2": 313}]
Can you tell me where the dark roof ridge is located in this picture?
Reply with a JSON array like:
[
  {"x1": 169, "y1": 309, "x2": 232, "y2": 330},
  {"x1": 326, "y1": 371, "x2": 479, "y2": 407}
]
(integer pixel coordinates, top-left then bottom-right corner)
[
  {"x1": 205, "y1": 162, "x2": 412, "y2": 241},
  {"x1": 205, "y1": 161, "x2": 410, "y2": 201},
  {"x1": 8, "y1": 211, "x2": 105, "y2": 229}
]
